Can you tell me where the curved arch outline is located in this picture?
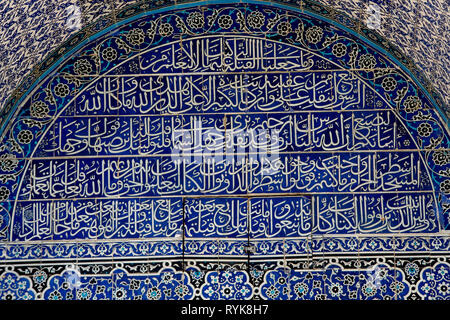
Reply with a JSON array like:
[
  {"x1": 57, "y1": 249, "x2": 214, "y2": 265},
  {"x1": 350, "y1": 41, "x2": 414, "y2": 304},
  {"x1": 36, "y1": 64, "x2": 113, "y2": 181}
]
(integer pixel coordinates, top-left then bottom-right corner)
[{"x1": 0, "y1": 0, "x2": 447, "y2": 136}]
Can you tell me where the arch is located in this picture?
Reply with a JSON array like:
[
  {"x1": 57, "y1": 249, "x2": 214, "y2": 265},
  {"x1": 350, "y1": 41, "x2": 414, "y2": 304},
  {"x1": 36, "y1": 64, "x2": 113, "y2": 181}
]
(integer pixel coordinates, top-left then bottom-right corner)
[{"x1": 0, "y1": 0, "x2": 448, "y2": 300}]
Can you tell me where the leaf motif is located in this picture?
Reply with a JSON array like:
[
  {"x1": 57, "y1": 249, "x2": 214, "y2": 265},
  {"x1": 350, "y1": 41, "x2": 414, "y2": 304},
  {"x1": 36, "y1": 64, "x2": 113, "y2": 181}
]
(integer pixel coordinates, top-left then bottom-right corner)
[
  {"x1": 393, "y1": 86, "x2": 408, "y2": 105},
  {"x1": 348, "y1": 46, "x2": 359, "y2": 66},
  {"x1": 294, "y1": 24, "x2": 304, "y2": 42},
  {"x1": 413, "y1": 111, "x2": 432, "y2": 121},
  {"x1": 235, "y1": 11, "x2": 247, "y2": 31},
  {"x1": 22, "y1": 119, "x2": 45, "y2": 129},
  {"x1": 207, "y1": 9, "x2": 219, "y2": 26},
  {"x1": 63, "y1": 74, "x2": 81, "y2": 87},
  {"x1": 175, "y1": 16, "x2": 187, "y2": 34},
  {"x1": 116, "y1": 38, "x2": 132, "y2": 54},
  {"x1": 92, "y1": 45, "x2": 101, "y2": 70},
  {"x1": 0, "y1": 173, "x2": 19, "y2": 183},
  {"x1": 322, "y1": 33, "x2": 338, "y2": 47},
  {"x1": 267, "y1": 13, "x2": 281, "y2": 30},
  {"x1": 439, "y1": 168, "x2": 450, "y2": 177},
  {"x1": 44, "y1": 86, "x2": 56, "y2": 106}
]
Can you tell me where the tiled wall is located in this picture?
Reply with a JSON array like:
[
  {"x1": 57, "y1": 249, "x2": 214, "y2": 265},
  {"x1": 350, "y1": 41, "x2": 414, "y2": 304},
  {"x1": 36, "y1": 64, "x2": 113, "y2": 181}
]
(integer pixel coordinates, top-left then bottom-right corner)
[{"x1": 0, "y1": 0, "x2": 448, "y2": 110}]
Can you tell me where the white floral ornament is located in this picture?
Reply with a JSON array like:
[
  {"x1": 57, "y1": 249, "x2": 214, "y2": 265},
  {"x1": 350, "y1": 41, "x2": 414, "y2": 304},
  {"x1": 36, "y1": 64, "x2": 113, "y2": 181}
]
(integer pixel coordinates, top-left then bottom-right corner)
[
  {"x1": 265, "y1": 284, "x2": 280, "y2": 299},
  {"x1": 159, "y1": 23, "x2": 173, "y2": 37},
  {"x1": 277, "y1": 21, "x2": 292, "y2": 36},
  {"x1": 405, "y1": 262, "x2": 420, "y2": 277},
  {"x1": 0, "y1": 154, "x2": 18, "y2": 172},
  {"x1": 0, "y1": 186, "x2": 10, "y2": 201},
  {"x1": 358, "y1": 53, "x2": 376, "y2": 69},
  {"x1": 293, "y1": 282, "x2": 309, "y2": 298},
  {"x1": 113, "y1": 287, "x2": 127, "y2": 300},
  {"x1": 381, "y1": 76, "x2": 397, "y2": 91},
  {"x1": 440, "y1": 180, "x2": 450, "y2": 194},
  {"x1": 146, "y1": 287, "x2": 161, "y2": 300},
  {"x1": 329, "y1": 282, "x2": 343, "y2": 297},
  {"x1": 53, "y1": 83, "x2": 70, "y2": 97},
  {"x1": 73, "y1": 59, "x2": 92, "y2": 75},
  {"x1": 101, "y1": 47, "x2": 117, "y2": 62},
  {"x1": 187, "y1": 12, "x2": 204, "y2": 29},
  {"x1": 32, "y1": 270, "x2": 47, "y2": 285},
  {"x1": 403, "y1": 95, "x2": 422, "y2": 113},
  {"x1": 30, "y1": 101, "x2": 49, "y2": 118},
  {"x1": 437, "y1": 283, "x2": 449, "y2": 295},
  {"x1": 76, "y1": 288, "x2": 92, "y2": 300},
  {"x1": 17, "y1": 130, "x2": 33, "y2": 144},
  {"x1": 432, "y1": 149, "x2": 450, "y2": 166},
  {"x1": 221, "y1": 284, "x2": 235, "y2": 298},
  {"x1": 305, "y1": 26, "x2": 323, "y2": 44},
  {"x1": 218, "y1": 15, "x2": 233, "y2": 29},
  {"x1": 332, "y1": 43, "x2": 347, "y2": 57},
  {"x1": 361, "y1": 282, "x2": 377, "y2": 297},
  {"x1": 417, "y1": 122, "x2": 433, "y2": 137},
  {"x1": 247, "y1": 11, "x2": 265, "y2": 29},
  {"x1": 126, "y1": 28, "x2": 145, "y2": 46},
  {"x1": 174, "y1": 284, "x2": 190, "y2": 298}
]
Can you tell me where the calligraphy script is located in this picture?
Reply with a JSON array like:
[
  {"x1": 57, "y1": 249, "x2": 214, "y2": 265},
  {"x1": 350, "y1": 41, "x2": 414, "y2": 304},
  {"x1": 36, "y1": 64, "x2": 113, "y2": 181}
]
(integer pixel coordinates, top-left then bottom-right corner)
[{"x1": 12, "y1": 36, "x2": 439, "y2": 241}]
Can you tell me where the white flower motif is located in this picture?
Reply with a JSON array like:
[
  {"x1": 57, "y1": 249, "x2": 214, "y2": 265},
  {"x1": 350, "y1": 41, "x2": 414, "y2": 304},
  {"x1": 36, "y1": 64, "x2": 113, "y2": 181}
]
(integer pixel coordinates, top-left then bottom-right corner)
[
  {"x1": 381, "y1": 76, "x2": 397, "y2": 91},
  {"x1": 305, "y1": 26, "x2": 323, "y2": 44},
  {"x1": 277, "y1": 21, "x2": 292, "y2": 36},
  {"x1": 101, "y1": 47, "x2": 117, "y2": 62},
  {"x1": 332, "y1": 43, "x2": 347, "y2": 57},
  {"x1": 159, "y1": 23, "x2": 173, "y2": 37},
  {"x1": 187, "y1": 12, "x2": 204, "y2": 29},
  {"x1": 218, "y1": 15, "x2": 233, "y2": 29},
  {"x1": 247, "y1": 11, "x2": 265, "y2": 29},
  {"x1": 30, "y1": 100, "x2": 50, "y2": 118},
  {"x1": 358, "y1": 53, "x2": 376, "y2": 69},
  {"x1": 221, "y1": 284, "x2": 235, "y2": 299},
  {"x1": 126, "y1": 28, "x2": 145, "y2": 45},
  {"x1": 17, "y1": 130, "x2": 33, "y2": 144}
]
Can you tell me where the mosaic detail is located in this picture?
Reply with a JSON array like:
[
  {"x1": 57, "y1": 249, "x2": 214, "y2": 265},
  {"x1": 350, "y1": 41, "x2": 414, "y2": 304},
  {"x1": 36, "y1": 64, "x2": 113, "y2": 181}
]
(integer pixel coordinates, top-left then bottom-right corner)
[
  {"x1": 0, "y1": 258, "x2": 449, "y2": 300},
  {"x1": 43, "y1": 267, "x2": 195, "y2": 300},
  {"x1": 0, "y1": 3, "x2": 448, "y2": 238},
  {"x1": 0, "y1": 271, "x2": 35, "y2": 300},
  {"x1": 416, "y1": 262, "x2": 450, "y2": 300},
  {"x1": 0, "y1": 1, "x2": 448, "y2": 300},
  {"x1": 315, "y1": 0, "x2": 449, "y2": 108},
  {"x1": 1, "y1": 236, "x2": 449, "y2": 262}
]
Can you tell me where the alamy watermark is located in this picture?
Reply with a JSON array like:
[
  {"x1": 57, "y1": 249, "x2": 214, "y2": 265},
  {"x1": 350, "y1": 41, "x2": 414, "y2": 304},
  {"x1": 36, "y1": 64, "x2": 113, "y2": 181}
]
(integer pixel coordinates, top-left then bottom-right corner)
[
  {"x1": 366, "y1": 2, "x2": 382, "y2": 30},
  {"x1": 64, "y1": 264, "x2": 82, "y2": 289},
  {"x1": 170, "y1": 119, "x2": 282, "y2": 175},
  {"x1": 364, "y1": 264, "x2": 387, "y2": 292},
  {"x1": 66, "y1": 4, "x2": 82, "y2": 31}
]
